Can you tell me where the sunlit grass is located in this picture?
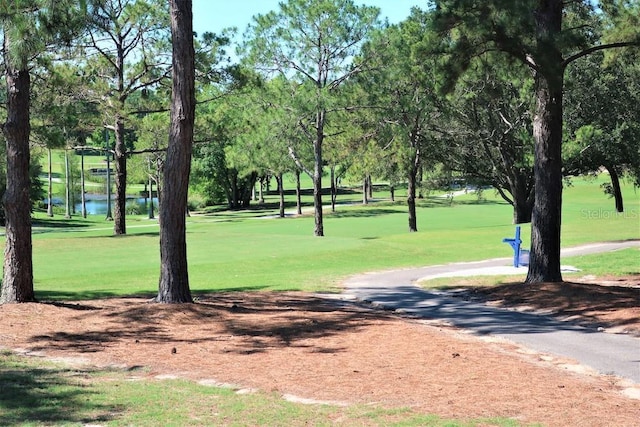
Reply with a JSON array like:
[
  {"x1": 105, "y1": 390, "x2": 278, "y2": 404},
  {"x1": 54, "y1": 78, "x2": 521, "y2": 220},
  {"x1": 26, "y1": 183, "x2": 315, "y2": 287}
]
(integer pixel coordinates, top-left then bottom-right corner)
[{"x1": 2, "y1": 175, "x2": 638, "y2": 300}]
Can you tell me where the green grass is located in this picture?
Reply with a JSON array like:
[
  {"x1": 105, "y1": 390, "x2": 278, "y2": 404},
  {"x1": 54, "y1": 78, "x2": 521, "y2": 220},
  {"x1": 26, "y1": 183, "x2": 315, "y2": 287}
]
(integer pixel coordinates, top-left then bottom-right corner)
[
  {"x1": 0, "y1": 351, "x2": 530, "y2": 426},
  {"x1": 12, "y1": 174, "x2": 637, "y2": 300},
  {"x1": 419, "y1": 248, "x2": 639, "y2": 290}
]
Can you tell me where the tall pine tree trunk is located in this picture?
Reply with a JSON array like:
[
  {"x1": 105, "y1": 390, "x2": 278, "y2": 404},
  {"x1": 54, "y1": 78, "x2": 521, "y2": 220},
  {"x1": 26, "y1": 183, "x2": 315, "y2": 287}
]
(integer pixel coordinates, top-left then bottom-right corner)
[
  {"x1": 1, "y1": 60, "x2": 34, "y2": 303},
  {"x1": 156, "y1": 0, "x2": 195, "y2": 303},
  {"x1": 113, "y1": 116, "x2": 127, "y2": 234},
  {"x1": 47, "y1": 148, "x2": 54, "y2": 217},
  {"x1": 313, "y1": 109, "x2": 325, "y2": 236},
  {"x1": 526, "y1": 2, "x2": 564, "y2": 284},
  {"x1": 295, "y1": 170, "x2": 302, "y2": 215}
]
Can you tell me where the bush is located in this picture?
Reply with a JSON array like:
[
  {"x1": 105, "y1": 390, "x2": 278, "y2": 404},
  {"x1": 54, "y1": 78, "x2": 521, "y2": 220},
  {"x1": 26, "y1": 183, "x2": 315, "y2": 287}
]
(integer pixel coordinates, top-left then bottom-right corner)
[
  {"x1": 188, "y1": 194, "x2": 207, "y2": 212},
  {"x1": 125, "y1": 201, "x2": 148, "y2": 215}
]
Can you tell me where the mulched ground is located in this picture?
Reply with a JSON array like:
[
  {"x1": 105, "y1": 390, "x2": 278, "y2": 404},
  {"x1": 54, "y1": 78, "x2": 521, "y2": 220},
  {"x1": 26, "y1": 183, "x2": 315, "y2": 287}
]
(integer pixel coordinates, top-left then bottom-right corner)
[{"x1": 1, "y1": 275, "x2": 639, "y2": 426}]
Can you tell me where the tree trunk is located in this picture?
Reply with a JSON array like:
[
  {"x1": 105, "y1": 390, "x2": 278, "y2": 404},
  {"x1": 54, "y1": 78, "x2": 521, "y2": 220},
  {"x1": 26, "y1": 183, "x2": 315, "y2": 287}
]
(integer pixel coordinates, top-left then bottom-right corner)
[
  {"x1": 113, "y1": 116, "x2": 127, "y2": 234},
  {"x1": 156, "y1": 0, "x2": 195, "y2": 304},
  {"x1": 513, "y1": 195, "x2": 533, "y2": 224},
  {"x1": 258, "y1": 176, "x2": 265, "y2": 204},
  {"x1": 313, "y1": 109, "x2": 325, "y2": 237},
  {"x1": 105, "y1": 148, "x2": 113, "y2": 220},
  {"x1": 526, "y1": 4, "x2": 564, "y2": 284},
  {"x1": 80, "y1": 149, "x2": 87, "y2": 218},
  {"x1": 605, "y1": 165, "x2": 624, "y2": 213},
  {"x1": 148, "y1": 175, "x2": 155, "y2": 219},
  {"x1": 276, "y1": 172, "x2": 285, "y2": 218},
  {"x1": 295, "y1": 169, "x2": 302, "y2": 215},
  {"x1": 47, "y1": 148, "x2": 54, "y2": 217},
  {"x1": 1, "y1": 61, "x2": 35, "y2": 303},
  {"x1": 390, "y1": 184, "x2": 395, "y2": 202},
  {"x1": 362, "y1": 177, "x2": 369, "y2": 205},
  {"x1": 330, "y1": 165, "x2": 336, "y2": 212},
  {"x1": 64, "y1": 150, "x2": 71, "y2": 219},
  {"x1": 511, "y1": 178, "x2": 534, "y2": 224},
  {"x1": 407, "y1": 162, "x2": 419, "y2": 233}
]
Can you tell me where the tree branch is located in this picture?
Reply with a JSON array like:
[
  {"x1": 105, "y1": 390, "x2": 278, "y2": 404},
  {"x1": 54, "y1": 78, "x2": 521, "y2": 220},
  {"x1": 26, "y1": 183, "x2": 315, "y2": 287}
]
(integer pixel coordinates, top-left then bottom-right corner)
[{"x1": 563, "y1": 41, "x2": 640, "y2": 68}]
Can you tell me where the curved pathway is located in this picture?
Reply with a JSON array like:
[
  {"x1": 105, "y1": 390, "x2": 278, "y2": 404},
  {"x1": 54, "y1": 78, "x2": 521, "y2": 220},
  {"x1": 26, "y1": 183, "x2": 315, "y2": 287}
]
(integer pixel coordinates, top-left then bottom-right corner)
[{"x1": 341, "y1": 240, "x2": 640, "y2": 384}]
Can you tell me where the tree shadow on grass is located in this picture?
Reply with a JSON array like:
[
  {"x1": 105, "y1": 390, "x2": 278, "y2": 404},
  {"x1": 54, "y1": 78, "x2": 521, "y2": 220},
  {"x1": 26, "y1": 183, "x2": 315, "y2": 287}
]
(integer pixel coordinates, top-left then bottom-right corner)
[
  {"x1": 32, "y1": 217, "x2": 95, "y2": 230},
  {"x1": 329, "y1": 208, "x2": 402, "y2": 218},
  {"x1": 36, "y1": 290, "x2": 155, "y2": 302},
  {"x1": 0, "y1": 352, "x2": 121, "y2": 425}
]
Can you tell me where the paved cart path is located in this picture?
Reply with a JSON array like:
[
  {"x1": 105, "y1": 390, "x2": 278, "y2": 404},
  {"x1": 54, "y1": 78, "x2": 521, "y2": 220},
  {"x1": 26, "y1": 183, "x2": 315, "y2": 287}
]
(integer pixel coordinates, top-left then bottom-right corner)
[{"x1": 340, "y1": 240, "x2": 640, "y2": 384}]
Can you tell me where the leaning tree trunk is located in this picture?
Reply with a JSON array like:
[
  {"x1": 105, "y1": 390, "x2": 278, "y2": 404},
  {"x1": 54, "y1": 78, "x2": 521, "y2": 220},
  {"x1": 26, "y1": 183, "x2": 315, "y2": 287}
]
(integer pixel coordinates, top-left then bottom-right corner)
[
  {"x1": 156, "y1": 0, "x2": 195, "y2": 303},
  {"x1": 605, "y1": 164, "x2": 624, "y2": 213},
  {"x1": 526, "y1": 68, "x2": 564, "y2": 283},
  {"x1": 1, "y1": 62, "x2": 35, "y2": 303}
]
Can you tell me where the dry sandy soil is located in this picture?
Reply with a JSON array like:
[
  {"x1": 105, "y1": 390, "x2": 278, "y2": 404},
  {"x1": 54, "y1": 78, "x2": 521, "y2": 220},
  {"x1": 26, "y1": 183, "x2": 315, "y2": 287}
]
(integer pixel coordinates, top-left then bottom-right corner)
[{"x1": 1, "y1": 274, "x2": 639, "y2": 426}]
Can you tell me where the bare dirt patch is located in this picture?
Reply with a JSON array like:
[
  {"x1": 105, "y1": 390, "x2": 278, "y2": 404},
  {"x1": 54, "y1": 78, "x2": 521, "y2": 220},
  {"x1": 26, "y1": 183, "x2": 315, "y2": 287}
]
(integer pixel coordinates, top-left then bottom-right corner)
[{"x1": 1, "y1": 277, "x2": 639, "y2": 426}]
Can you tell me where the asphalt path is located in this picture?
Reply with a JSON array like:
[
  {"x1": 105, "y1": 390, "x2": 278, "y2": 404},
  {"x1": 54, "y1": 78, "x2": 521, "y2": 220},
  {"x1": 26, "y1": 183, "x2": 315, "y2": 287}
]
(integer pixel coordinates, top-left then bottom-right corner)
[{"x1": 341, "y1": 240, "x2": 640, "y2": 384}]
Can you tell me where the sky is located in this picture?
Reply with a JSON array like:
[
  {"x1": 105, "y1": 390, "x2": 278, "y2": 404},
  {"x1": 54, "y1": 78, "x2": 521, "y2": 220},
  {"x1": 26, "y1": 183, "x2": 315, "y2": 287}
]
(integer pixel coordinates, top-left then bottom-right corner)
[{"x1": 192, "y1": 0, "x2": 425, "y2": 38}]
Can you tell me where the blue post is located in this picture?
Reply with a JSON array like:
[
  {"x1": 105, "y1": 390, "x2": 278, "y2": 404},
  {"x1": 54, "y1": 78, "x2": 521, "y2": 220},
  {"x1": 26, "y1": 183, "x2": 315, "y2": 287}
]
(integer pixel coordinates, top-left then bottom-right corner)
[
  {"x1": 502, "y1": 225, "x2": 522, "y2": 267},
  {"x1": 513, "y1": 225, "x2": 521, "y2": 267}
]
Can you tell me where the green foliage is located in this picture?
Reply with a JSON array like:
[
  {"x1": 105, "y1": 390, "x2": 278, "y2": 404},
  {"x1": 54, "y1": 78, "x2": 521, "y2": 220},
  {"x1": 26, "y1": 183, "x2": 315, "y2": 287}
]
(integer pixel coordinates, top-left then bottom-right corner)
[{"x1": 564, "y1": 52, "x2": 640, "y2": 186}]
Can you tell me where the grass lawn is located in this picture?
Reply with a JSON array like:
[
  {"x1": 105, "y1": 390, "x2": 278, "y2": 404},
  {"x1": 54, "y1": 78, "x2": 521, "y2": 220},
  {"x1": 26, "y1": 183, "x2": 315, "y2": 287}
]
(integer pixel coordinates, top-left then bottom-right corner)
[{"x1": 20, "y1": 174, "x2": 639, "y2": 300}]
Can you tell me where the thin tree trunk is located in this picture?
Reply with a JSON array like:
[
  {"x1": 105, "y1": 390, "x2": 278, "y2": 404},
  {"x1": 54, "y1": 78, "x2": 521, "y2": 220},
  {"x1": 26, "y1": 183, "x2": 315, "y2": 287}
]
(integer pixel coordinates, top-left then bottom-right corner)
[
  {"x1": 148, "y1": 175, "x2": 155, "y2": 219},
  {"x1": 105, "y1": 148, "x2": 113, "y2": 220},
  {"x1": 313, "y1": 110, "x2": 325, "y2": 236},
  {"x1": 330, "y1": 165, "x2": 336, "y2": 212},
  {"x1": 276, "y1": 172, "x2": 285, "y2": 218},
  {"x1": 407, "y1": 161, "x2": 419, "y2": 233},
  {"x1": 1, "y1": 59, "x2": 34, "y2": 303},
  {"x1": 362, "y1": 177, "x2": 369, "y2": 205},
  {"x1": 156, "y1": 0, "x2": 195, "y2": 303},
  {"x1": 47, "y1": 148, "x2": 53, "y2": 217},
  {"x1": 80, "y1": 148, "x2": 87, "y2": 218},
  {"x1": 295, "y1": 169, "x2": 302, "y2": 215},
  {"x1": 64, "y1": 150, "x2": 71, "y2": 219},
  {"x1": 259, "y1": 176, "x2": 265, "y2": 204}
]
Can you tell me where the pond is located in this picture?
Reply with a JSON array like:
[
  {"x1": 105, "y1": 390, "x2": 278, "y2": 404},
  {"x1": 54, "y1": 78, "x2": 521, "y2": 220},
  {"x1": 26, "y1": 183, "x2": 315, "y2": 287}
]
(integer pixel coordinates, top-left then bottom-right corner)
[{"x1": 72, "y1": 196, "x2": 157, "y2": 215}]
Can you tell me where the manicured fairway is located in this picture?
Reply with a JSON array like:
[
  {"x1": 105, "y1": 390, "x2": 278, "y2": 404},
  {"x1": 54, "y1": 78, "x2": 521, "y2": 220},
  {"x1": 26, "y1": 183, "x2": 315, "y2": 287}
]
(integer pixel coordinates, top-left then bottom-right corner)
[{"x1": 17, "y1": 175, "x2": 638, "y2": 300}]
